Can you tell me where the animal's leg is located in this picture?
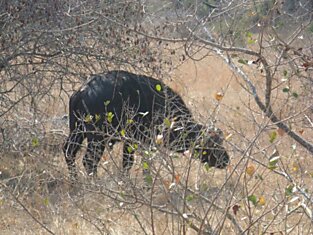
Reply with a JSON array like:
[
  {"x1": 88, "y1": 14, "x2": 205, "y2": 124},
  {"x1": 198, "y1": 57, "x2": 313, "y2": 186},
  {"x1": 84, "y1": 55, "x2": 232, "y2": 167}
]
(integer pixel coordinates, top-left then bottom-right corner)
[
  {"x1": 63, "y1": 130, "x2": 84, "y2": 180},
  {"x1": 122, "y1": 143, "x2": 135, "y2": 173},
  {"x1": 83, "y1": 139, "x2": 105, "y2": 177}
]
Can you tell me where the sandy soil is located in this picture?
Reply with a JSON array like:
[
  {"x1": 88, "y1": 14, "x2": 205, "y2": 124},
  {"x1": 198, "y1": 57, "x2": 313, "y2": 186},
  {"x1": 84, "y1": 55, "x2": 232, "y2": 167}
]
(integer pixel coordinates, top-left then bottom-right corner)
[{"x1": 1, "y1": 48, "x2": 313, "y2": 234}]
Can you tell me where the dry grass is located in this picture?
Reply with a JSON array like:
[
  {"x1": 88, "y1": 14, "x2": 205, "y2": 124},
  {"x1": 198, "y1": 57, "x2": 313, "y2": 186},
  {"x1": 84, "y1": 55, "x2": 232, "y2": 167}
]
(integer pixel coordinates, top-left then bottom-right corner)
[{"x1": 1, "y1": 48, "x2": 313, "y2": 234}]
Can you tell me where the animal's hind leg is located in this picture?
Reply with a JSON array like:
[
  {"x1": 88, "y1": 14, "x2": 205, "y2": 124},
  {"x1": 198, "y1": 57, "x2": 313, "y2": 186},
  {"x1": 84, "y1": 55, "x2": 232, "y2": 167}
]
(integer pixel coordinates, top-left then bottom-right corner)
[
  {"x1": 83, "y1": 138, "x2": 105, "y2": 177},
  {"x1": 122, "y1": 143, "x2": 135, "y2": 174},
  {"x1": 63, "y1": 130, "x2": 84, "y2": 180}
]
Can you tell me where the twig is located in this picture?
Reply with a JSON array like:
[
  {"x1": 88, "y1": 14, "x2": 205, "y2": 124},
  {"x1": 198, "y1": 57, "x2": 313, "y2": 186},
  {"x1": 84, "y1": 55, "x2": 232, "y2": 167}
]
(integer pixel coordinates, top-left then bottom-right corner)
[
  {"x1": 0, "y1": 182, "x2": 55, "y2": 235},
  {"x1": 208, "y1": 45, "x2": 313, "y2": 154}
]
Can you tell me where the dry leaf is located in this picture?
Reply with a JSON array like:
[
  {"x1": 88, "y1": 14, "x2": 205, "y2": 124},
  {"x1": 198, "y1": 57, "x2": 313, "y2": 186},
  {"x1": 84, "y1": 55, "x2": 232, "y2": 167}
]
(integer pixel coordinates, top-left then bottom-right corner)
[
  {"x1": 246, "y1": 165, "x2": 256, "y2": 176},
  {"x1": 232, "y1": 205, "x2": 240, "y2": 215},
  {"x1": 258, "y1": 196, "x2": 266, "y2": 206},
  {"x1": 102, "y1": 155, "x2": 108, "y2": 161},
  {"x1": 292, "y1": 162, "x2": 299, "y2": 172},
  {"x1": 277, "y1": 128, "x2": 285, "y2": 136},
  {"x1": 175, "y1": 174, "x2": 180, "y2": 184},
  {"x1": 163, "y1": 180, "x2": 170, "y2": 189},
  {"x1": 214, "y1": 92, "x2": 224, "y2": 101}
]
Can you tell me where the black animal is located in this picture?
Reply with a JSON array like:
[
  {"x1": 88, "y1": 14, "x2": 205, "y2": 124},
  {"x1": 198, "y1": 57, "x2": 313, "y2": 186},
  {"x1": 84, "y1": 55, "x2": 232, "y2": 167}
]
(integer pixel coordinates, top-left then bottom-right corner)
[{"x1": 63, "y1": 70, "x2": 229, "y2": 179}]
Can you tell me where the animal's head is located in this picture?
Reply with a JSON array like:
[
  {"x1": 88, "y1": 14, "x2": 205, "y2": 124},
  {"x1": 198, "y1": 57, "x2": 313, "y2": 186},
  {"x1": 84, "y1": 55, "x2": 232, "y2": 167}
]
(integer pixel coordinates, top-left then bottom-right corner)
[{"x1": 196, "y1": 127, "x2": 230, "y2": 169}]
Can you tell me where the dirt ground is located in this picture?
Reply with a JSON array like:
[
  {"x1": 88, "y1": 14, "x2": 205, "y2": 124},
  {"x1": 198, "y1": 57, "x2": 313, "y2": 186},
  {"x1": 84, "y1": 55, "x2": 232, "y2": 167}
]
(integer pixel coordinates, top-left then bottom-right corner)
[{"x1": 1, "y1": 49, "x2": 313, "y2": 234}]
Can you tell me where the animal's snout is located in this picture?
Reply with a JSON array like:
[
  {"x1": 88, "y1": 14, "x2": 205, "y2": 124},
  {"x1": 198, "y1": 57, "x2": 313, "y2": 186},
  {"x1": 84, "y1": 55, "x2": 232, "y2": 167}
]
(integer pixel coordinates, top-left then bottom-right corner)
[{"x1": 215, "y1": 149, "x2": 230, "y2": 169}]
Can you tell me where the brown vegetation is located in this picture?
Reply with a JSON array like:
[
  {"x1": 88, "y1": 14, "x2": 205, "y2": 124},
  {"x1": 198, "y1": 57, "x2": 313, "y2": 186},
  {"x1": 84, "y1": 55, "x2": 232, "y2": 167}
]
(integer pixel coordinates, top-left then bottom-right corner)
[{"x1": 1, "y1": 0, "x2": 313, "y2": 234}]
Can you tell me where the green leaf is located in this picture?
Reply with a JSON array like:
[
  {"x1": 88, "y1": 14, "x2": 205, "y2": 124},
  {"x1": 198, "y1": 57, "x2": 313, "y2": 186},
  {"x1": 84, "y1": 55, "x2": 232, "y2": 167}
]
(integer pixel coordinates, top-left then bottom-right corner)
[
  {"x1": 164, "y1": 118, "x2": 171, "y2": 128},
  {"x1": 245, "y1": 31, "x2": 254, "y2": 44},
  {"x1": 142, "y1": 162, "x2": 149, "y2": 170},
  {"x1": 248, "y1": 195, "x2": 258, "y2": 206},
  {"x1": 145, "y1": 175, "x2": 153, "y2": 185},
  {"x1": 238, "y1": 59, "x2": 248, "y2": 64},
  {"x1": 268, "y1": 156, "x2": 280, "y2": 170},
  {"x1": 193, "y1": 150, "x2": 200, "y2": 159},
  {"x1": 269, "y1": 156, "x2": 280, "y2": 165},
  {"x1": 127, "y1": 146, "x2": 134, "y2": 153},
  {"x1": 269, "y1": 131, "x2": 277, "y2": 143},
  {"x1": 282, "y1": 87, "x2": 290, "y2": 93},
  {"x1": 283, "y1": 70, "x2": 288, "y2": 76},
  {"x1": 292, "y1": 92, "x2": 298, "y2": 98},
  {"x1": 106, "y1": 112, "x2": 114, "y2": 123},
  {"x1": 309, "y1": 23, "x2": 313, "y2": 33},
  {"x1": 155, "y1": 84, "x2": 162, "y2": 92},
  {"x1": 95, "y1": 114, "x2": 101, "y2": 122},
  {"x1": 247, "y1": 38, "x2": 256, "y2": 44},
  {"x1": 120, "y1": 129, "x2": 126, "y2": 137},
  {"x1": 285, "y1": 185, "x2": 293, "y2": 197},
  {"x1": 133, "y1": 143, "x2": 138, "y2": 150},
  {"x1": 246, "y1": 32, "x2": 253, "y2": 38},
  {"x1": 31, "y1": 137, "x2": 39, "y2": 147},
  {"x1": 255, "y1": 174, "x2": 264, "y2": 181},
  {"x1": 144, "y1": 150, "x2": 151, "y2": 156},
  {"x1": 43, "y1": 198, "x2": 49, "y2": 206},
  {"x1": 84, "y1": 114, "x2": 93, "y2": 123},
  {"x1": 268, "y1": 164, "x2": 277, "y2": 171},
  {"x1": 204, "y1": 162, "x2": 210, "y2": 172},
  {"x1": 119, "y1": 191, "x2": 126, "y2": 199},
  {"x1": 126, "y1": 119, "x2": 134, "y2": 124},
  {"x1": 104, "y1": 100, "x2": 110, "y2": 106},
  {"x1": 186, "y1": 194, "x2": 194, "y2": 202}
]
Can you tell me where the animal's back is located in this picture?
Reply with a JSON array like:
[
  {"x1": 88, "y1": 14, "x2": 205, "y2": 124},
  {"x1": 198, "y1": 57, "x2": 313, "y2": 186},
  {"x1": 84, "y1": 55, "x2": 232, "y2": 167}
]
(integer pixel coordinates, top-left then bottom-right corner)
[{"x1": 69, "y1": 70, "x2": 191, "y2": 132}]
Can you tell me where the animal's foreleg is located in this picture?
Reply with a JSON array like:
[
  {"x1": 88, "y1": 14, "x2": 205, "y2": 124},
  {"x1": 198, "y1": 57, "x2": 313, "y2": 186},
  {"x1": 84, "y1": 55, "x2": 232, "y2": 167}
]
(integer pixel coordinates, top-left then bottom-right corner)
[
  {"x1": 63, "y1": 130, "x2": 84, "y2": 181},
  {"x1": 83, "y1": 141, "x2": 105, "y2": 177}
]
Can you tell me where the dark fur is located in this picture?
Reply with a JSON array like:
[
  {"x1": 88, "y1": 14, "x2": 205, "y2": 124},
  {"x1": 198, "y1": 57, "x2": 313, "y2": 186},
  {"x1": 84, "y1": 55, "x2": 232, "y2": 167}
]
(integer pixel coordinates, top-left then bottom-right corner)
[{"x1": 63, "y1": 70, "x2": 229, "y2": 179}]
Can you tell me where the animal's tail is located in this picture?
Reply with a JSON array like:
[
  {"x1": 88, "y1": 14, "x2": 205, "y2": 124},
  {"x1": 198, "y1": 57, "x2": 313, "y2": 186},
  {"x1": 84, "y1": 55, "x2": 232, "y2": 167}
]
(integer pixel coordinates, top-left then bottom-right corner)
[
  {"x1": 69, "y1": 92, "x2": 83, "y2": 133},
  {"x1": 69, "y1": 96, "x2": 77, "y2": 133}
]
